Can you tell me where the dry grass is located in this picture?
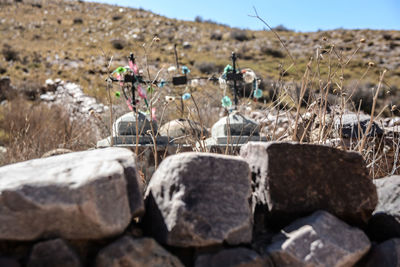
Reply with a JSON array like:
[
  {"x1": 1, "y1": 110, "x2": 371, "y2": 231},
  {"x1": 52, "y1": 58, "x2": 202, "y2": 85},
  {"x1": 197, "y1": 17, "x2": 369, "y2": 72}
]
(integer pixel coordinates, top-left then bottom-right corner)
[{"x1": 0, "y1": 97, "x2": 96, "y2": 165}]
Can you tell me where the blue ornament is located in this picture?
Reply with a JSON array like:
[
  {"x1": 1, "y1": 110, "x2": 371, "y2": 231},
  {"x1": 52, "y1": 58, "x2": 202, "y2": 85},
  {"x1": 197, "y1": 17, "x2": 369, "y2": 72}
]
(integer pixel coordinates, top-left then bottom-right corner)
[
  {"x1": 181, "y1": 66, "x2": 190, "y2": 75},
  {"x1": 182, "y1": 93, "x2": 191, "y2": 100},
  {"x1": 158, "y1": 79, "x2": 166, "y2": 88}
]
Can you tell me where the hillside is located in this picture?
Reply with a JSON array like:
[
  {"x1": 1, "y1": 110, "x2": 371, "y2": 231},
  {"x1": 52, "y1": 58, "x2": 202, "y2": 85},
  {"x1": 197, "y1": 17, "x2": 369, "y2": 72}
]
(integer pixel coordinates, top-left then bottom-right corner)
[{"x1": 0, "y1": 0, "x2": 400, "y2": 103}]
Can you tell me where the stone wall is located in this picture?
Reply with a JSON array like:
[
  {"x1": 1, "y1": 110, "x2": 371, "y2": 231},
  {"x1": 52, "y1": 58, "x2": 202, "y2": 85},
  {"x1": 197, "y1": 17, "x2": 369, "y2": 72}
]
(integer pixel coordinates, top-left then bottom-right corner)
[{"x1": 0, "y1": 143, "x2": 398, "y2": 266}]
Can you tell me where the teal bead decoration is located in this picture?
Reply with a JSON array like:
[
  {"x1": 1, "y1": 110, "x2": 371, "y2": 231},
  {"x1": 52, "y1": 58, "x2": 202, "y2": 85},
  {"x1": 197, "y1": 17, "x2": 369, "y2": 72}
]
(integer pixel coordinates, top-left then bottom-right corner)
[
  {"x1": 221, "y1": 96, "x2": 232, "y2": 108},
  {"x1": 254, "y1": 89, "x2": 263, "y2": 99}
]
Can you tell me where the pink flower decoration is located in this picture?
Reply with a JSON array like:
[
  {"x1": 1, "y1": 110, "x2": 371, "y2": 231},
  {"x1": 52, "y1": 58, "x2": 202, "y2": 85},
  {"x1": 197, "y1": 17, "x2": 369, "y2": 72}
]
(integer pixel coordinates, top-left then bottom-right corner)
[
  {"x1": 151, "y1": 107, "x2": 157, "y2": 121},
  {"x1": 129, "y1": 61, "x2": 138, "y2": 75},
  {"x1": 126, "y1": 99, "x2": 133, "y2": 111},
  {"x1": 137, "y1": 85, "x2": 147, "y2": 99}
]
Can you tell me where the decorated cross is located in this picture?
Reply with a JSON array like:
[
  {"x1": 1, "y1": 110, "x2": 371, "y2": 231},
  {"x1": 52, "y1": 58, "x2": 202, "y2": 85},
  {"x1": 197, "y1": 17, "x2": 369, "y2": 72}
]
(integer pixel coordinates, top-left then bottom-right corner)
[{"x1": 225, "y1": 52, "x2": 242, "y2": 107}]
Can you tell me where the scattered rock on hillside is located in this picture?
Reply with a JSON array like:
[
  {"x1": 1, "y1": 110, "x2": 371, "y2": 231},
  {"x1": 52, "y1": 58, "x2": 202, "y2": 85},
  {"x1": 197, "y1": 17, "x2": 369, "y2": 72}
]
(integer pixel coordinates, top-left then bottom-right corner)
[
  {"x1": 145, "y1": 152, "x2": 252, "y2": 247},
  {"x1": 0, "y1": 148, "x2": 143, "y2": 240},
  {"x1": 195, "y1": 247, "x2": 272, "y2": 267},
  {"x1": 240, "y1": 142, "x2": 377, "y2": 227},
  {"x1": 40, "y1": 80, "x2": 107, "y2": 120},
  {"x1": 96, "y1": 236, "x2": 184, "y2": 267},
  {"x1": 265, "y1": 211, "x2": 371, "y2": 267},
  {"x1": 334, "y1": 113, "x2": 383, "y2": 138},
  {"x1": 359, "y1": 238, "x2": 400, "y2": 267},
  {"x1": 182, "y1": 41, "x2": 191, "y2": 49},
  {"x1": 368, "y1": 175, "x2": 400, "y2": 241},
  {"x1": 27, "y1": 239, "x2": 82, "y2": 267}
]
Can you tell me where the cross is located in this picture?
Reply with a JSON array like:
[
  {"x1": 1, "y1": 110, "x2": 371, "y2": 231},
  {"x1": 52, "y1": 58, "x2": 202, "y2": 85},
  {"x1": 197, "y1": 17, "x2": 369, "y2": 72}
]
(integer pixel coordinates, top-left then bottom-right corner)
[{"x1": 225, "y1": 52, "x2": 243, "y2": 108}]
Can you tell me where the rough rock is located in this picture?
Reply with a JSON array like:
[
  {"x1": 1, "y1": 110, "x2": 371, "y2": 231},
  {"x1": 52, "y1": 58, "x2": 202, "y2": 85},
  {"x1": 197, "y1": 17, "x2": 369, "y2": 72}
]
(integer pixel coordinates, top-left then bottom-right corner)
[
  {"x1": 334, "y1": 113, "x2": 383, "y2": 138},
  {"x1": 159, "y1": 118, "x2": 208, "y2": 144},
  {"x1": 368, "y1": 175, "x2": 400, "y2": 241},
  {"x1": 0, "y1": 147, "x2": 143, "y2": 240},
  {"x1": 359, "y1": 238, "x2": 400, "y2": 267},
  {"x1": 240, "y1": 142, "x2": 377, "y2": 227},
  {"x1": 27, "y1": 239, "x2": 81, "y2": 267},
  {"x1": 265, "y1": 211, "x2": 371, "y2": 267},
  {"x1": 195, "y1": 247, "x2": 272, "y2": 267},
  {"x1": 145, "y1": 152, "x2": 252, "y2": 247},
  {"x1": 96, "y1": 236, "x2": 183, "y2": 267},
  {"x1": 0, "y1": 257, "x2": 20, "y2": 267}
]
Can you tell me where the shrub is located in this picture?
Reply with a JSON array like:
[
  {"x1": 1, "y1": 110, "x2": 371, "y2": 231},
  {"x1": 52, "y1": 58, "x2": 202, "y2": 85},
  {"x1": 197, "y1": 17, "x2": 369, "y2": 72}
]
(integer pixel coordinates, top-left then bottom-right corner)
[
  {"x1": 195, "y1": 62, "x2": 218, "y2": 74},
  {"x1": 230, "y1": 30, "x2": 250, "y2": 42},
  {"x1": 112, "y1": 15, "x2": 123, "y2": 21},
  {"x1": 260, "y1": 45, "x2": 284, "y2": 58},
  {"x1": 272, "y1": 24, "x2": 293, "y2": 32},
  {"x1": 110, "y1": 39, "x2": 125, "y2": 50},
  {"x1": 194, "y1": 16, "x2": 203, "y2": 23},
  {"x1": 73, "y1": 18, "x2": 83, "y2": 24},
  {"x1": 210, "y1": 31, "x2": 222, "y2": 41},
  {"x1": 2, "y1": 44, "x2": 19, "y2": 62}
]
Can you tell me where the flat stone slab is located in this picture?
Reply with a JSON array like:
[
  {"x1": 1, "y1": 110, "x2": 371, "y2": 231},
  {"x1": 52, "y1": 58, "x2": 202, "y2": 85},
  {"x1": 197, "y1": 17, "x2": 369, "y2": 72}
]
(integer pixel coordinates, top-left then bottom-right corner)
[
  {"x1": 97, "y1": 135, "x2": 169, "y2": 147},
  {"x1": 204, "y1": 135, "x2": 267, "y2": 147},
  {"x1": 145, "y1": 152, "x2": 253, "y2": 247},
  {"x1": 0, "y1": 148, "x2": 144, "y2": 240}
]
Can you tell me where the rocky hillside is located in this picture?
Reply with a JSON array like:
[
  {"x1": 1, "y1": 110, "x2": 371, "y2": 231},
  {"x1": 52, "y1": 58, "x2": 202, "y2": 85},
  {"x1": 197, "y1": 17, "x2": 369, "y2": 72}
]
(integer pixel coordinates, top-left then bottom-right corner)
[{"x1": 0, "y1": 0, "x2": 400, "y2": 103}]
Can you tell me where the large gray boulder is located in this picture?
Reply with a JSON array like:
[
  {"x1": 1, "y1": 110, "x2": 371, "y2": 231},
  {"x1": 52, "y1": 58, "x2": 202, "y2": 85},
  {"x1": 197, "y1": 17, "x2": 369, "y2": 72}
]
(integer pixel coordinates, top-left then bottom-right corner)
[
  {"x1": 145, "y1": 152, "x2": 253, "y2": 247},
  {"x1": 359, "y1": 238, "x2": 400, "y2": 267},
  {"x1": 265, "y1": 211, "x2": 371, "y2": 267},
  {"x1": 195, "y1": 247, "x2": 272, "y2": 267},
  {"x1": 28, "y1": 239, "x2": 82, "y2": 267},
  {"x1": 0, "y1": 148, "x2": 144, "y2": 240},
  {"x1": 368, "y1": 175, "x2": 400, "y2": 241},
  {"x1": 96, "y1": 236, "x2": 183, "y2": 267},
  {"x1": 240, "y1": 142, "x2": 377, "y2": 227}
]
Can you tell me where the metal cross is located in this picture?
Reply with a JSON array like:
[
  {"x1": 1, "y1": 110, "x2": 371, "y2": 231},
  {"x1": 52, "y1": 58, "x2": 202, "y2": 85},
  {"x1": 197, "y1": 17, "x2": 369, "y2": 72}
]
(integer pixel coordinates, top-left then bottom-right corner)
[{"x1": 225, "y1": 52, "x2": 243, "y2": 108}]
